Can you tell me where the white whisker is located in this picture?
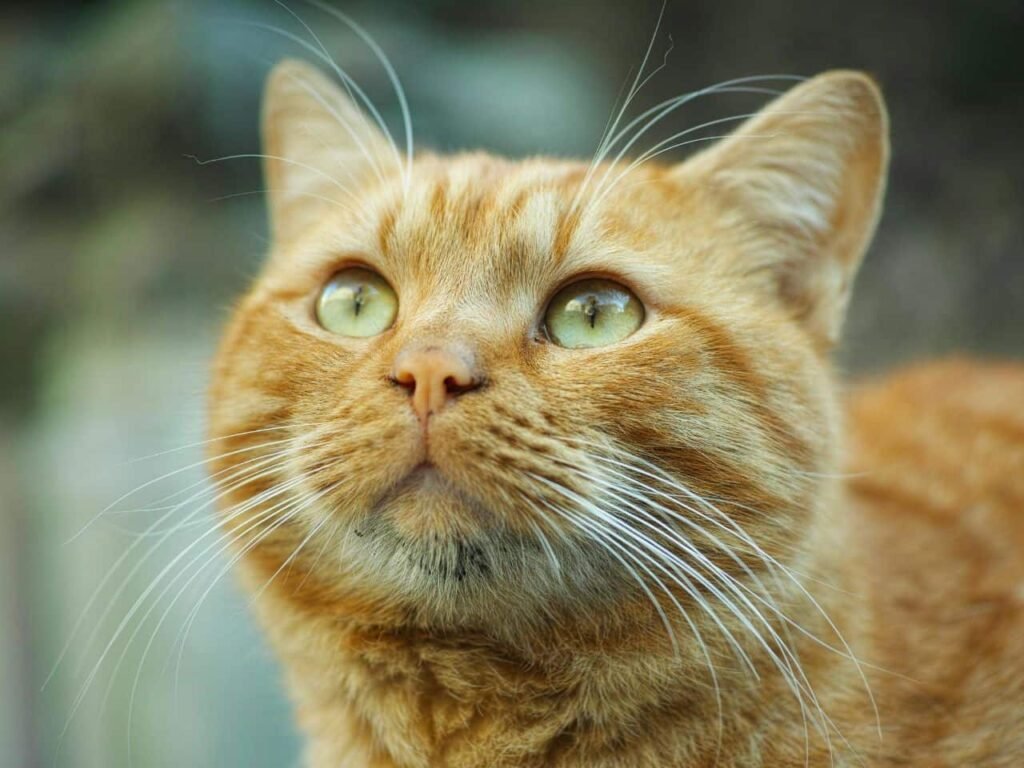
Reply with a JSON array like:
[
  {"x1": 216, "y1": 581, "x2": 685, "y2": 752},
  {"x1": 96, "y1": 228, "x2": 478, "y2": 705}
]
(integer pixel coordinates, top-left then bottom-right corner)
[
  {"x1": 46, "y1": 435, "x2": 320, "y2": 691},
  {"x1": 66, "y1": 432, "x2": 306, "y2": 543},
  {"x1": 531, "y1": 472, "x2": 757, "y2": 675},
  {"x1": 269, "y1": 1, "x2": 403, "y2": 173},
  {"x1": 301, "y1": 0, "x2": 414, "y2": 195},
  {"x1": 573, "y1": 76, "x2": 800, "y2": 217},
  {"x1": 122, "y1": 477, "x2": 339, "y2": 761},
  {"x1": 574, "y1": 1, "x2": 669, "y2": 212},
  {"x1": 55, "y1": 429, "x2": 341, "y2": 742},
  {"x1": 187, "y1": 152, "x2": 350, "y2": 197},
  {"x1": 588, "y1": 447, "x2": 877, "y2": 722}
]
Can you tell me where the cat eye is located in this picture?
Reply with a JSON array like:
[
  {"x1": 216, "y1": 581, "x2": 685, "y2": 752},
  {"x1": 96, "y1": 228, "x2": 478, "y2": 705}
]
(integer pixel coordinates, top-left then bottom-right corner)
[
  {"x1": 543, "y1": 278, "x2": 645, "y2": 349},
  {"x1": 315, "y1": 267, "x2": 398, "y2": 337}
]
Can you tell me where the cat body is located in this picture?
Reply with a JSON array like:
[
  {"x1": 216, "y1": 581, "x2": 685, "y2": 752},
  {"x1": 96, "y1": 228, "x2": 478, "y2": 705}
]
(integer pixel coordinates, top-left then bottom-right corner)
[{"x1": 207, "y1": 60, "x2": 1024, "y2": 766}]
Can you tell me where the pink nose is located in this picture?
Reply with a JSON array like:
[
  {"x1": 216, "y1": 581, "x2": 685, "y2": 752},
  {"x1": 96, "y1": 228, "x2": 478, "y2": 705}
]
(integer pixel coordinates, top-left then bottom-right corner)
[{"x1": 391, "y1": 345, "x2": 480, "y2": 424}]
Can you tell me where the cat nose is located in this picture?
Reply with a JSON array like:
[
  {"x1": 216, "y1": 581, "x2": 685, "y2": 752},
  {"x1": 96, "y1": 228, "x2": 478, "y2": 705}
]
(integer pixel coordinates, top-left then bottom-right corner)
[{"x1": 391, "y1": 345, "x2": 480, "y2": 424}]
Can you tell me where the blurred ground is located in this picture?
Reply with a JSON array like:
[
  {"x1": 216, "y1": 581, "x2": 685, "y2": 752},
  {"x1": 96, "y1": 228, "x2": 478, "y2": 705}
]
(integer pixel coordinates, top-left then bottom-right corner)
[{"x1": 1, "y1": 1, "x2": 1021, "y2": 766}]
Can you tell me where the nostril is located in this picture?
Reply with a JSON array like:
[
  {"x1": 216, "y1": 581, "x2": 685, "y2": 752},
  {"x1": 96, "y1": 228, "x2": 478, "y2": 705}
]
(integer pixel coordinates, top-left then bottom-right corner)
[
  {"x1": 444, "y1": 375, "x2": 479, "y2": 397},
  {"x1": 391, "y1": 370, "x2": 417, "y2": 391}
]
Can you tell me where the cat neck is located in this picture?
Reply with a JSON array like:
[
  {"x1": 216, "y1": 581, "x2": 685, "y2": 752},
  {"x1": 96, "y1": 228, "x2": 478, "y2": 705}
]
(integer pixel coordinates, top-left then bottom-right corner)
[{"x1": 243, "y1": 514, "x2": 872, "y2": 768}]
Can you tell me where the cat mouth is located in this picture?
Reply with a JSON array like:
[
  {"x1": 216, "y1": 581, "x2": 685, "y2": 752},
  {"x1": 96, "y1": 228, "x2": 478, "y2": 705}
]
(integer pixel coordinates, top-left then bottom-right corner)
[
  {"x1": 377, "y1": 459, "x2": 469, "y2": 510},
  {"x1": 402, "y1": 461, "x2": 446, "y2": 490},
  {"x1": 409, "y1": 460, "x2": 439, "y2": 478},
  {"x1": 354, "y1": 460, "x2": 501, "y2": 585},
  {"x1": 366, "y1": 457, "x2": 498, "y2": 539}
]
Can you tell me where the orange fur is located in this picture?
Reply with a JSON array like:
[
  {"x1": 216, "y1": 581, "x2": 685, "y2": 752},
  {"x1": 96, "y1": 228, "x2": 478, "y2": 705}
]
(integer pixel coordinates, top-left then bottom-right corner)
[{"x1": 207, "y1": 61, "x2": 1024, "y2": 766}]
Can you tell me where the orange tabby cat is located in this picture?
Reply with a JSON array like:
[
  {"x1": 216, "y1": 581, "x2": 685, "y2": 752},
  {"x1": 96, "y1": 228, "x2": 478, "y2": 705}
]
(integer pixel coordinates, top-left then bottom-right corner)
[{"x1": 207, "y1": 60, "x2": 1024, "y2": 766}]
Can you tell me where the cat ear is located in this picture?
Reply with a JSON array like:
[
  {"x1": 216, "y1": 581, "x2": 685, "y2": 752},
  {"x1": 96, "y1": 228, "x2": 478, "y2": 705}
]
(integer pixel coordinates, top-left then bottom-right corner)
[
  {"x1": 680, "y1": 70, "x2": 889, "y2": 347},
  {"x1": 261, "y1": 59, "x2": 392, "y2": 244}
]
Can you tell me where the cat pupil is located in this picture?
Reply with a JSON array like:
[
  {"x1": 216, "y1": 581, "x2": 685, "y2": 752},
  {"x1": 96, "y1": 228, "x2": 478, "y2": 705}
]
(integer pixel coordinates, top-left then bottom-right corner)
[
  {"x1": 353, "y1": 285, "x2": 365, "y2": 317},
  {"x1": 584, "y1": 296, "x2": 598, "y2": 328}
]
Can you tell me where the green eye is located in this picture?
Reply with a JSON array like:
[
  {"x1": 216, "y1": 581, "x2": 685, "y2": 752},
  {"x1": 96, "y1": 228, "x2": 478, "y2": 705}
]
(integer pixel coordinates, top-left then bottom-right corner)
[
  {"x1": 316, "y1": 267, "x2": 397, "y2": 337},
  {"x1": 544, "y1": 278, "x2": 645, "y2": 349}
]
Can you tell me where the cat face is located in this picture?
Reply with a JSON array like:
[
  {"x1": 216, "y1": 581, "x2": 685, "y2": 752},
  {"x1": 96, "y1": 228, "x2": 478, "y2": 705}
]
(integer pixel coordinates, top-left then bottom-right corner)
[{"x1": 208, "y1": 61, "x2": 887, "y2": 635}]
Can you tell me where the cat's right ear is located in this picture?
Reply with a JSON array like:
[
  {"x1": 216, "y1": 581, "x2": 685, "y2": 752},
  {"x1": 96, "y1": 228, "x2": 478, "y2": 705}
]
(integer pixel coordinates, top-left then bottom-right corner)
[{"x1": 262, "y1": 59, "x2": 391, "y2": 245}]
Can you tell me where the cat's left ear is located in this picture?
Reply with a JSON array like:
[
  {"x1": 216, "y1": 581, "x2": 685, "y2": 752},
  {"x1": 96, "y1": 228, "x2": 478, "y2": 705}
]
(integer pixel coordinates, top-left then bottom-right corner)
[
  {"x1": 262, "y1": 59, "x2": 393, "y2": 245},
  {"x1": 678, "y1": 71, "x2": 889, "y2": 347}
]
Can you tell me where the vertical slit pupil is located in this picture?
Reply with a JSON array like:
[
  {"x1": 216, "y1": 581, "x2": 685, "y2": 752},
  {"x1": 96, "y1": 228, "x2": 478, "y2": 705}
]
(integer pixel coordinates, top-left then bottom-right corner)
[
  {"x1": 353, "y1": 284, "x2": 365, "y2": 316},
  {"x1": 584, "y1": 296, "x2": 598, "y2": 328}
]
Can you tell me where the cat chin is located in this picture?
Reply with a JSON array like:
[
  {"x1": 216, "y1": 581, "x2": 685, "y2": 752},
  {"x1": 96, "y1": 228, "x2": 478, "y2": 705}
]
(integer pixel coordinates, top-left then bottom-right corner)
[
  {"x1": 323, "y1": 489, "x2": 626, "y2": 626},
  {"x1": 347, "y1": 480, "x2": 516, "y2": 589}
]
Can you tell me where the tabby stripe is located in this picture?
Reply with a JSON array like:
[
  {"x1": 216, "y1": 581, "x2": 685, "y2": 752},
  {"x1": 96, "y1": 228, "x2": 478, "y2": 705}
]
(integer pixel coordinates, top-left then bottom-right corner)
[{"x1": 670, "y1": 305, "x2": 812, "y2": 468}]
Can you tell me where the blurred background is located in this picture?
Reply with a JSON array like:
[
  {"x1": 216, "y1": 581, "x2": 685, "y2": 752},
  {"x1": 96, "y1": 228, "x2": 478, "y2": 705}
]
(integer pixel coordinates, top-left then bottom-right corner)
[{"x1": 1, "y1": 0, "x2": 1021, "y2": 765}]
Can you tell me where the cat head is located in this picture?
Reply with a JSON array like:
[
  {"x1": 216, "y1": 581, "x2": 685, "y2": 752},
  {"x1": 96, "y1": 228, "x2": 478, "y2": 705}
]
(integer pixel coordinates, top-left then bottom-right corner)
[{"x1": 208, "y1": 60, "x2": 888, "y2": 641}]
